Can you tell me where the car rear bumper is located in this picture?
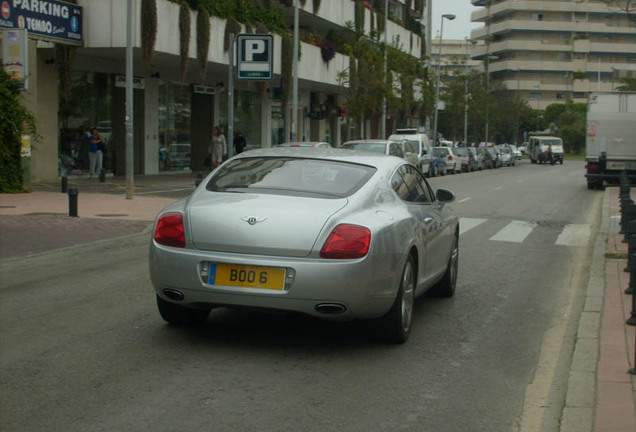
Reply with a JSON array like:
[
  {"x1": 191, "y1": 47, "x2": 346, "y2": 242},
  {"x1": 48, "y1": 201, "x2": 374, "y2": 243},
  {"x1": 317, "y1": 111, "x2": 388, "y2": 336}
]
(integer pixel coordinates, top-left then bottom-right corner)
[{"x1": 149, "y1": 242, "x2": 398, "y2": 321}]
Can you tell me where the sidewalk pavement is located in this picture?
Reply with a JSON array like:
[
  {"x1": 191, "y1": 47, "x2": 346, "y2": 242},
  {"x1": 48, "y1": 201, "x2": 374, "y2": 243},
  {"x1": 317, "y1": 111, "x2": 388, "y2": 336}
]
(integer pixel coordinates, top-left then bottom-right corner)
[
  {"x1": 559, "y1": 186, "x2": 636, "y2": 432},
  {"x1": 1, "y1": 174, "x2": 635, "y2": 431},
  {"x1": 0, "y1": 172, "x2": 196, "y2": 259}
]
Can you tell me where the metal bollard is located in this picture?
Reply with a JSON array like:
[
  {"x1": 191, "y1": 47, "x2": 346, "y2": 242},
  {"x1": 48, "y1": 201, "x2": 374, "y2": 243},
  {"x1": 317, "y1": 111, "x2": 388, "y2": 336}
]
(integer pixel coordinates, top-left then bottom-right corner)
[
  {"x1": 68, "y1": 188, "x2": 79, "y2": 217},
  {"x1": 620, "y1": 196, "x2": 633, "y2": 234},
  {"x1": 627, "y1": 282, "x2": 636, "y2": 326},
  {"x1": 61, "y1": 175, "x2": 68, "y2": 193},
  {"x1": 195, "y1": 172, "x2": 203, "y2": 187},
  {"x1": 99, "y1": 168, "x2": 106, "y2": 183},
  {"x1": 622, "y1": 204, "x2": 636, "y2": 243}
]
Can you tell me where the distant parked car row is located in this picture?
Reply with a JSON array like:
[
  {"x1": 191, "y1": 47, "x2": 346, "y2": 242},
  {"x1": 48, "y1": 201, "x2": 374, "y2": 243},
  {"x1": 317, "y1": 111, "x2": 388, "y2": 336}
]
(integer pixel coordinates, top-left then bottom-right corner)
[{"x1": 277, "y1": 140, "x2": 523, "y2": 177}]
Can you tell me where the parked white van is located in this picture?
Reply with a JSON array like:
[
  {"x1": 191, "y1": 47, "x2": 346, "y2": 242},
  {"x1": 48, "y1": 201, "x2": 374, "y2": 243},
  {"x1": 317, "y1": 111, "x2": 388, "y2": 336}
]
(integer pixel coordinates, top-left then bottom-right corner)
[
  {"x1": 528, "y1": 136, "x2": 564, "y2": 165},
  {"x1": 388, "y1": 131, "x2": 431, "y2": 175}
]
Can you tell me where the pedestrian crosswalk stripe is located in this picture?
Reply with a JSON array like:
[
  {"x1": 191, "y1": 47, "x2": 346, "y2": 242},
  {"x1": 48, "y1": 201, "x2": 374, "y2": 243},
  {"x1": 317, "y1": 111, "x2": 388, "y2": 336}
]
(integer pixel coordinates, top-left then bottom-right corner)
[
  {"x1": 489, "y1": 220, "x2": 537, "y2": 243},
  {"x1": 459, "y1": 218, "x2": 487, "y2": 235},
  {"x1": 555, "y1": 224, "x2": 591, "y2": 247},
  {"x1": 459, "y1": 218, "x2": 592, "y2": 247}
]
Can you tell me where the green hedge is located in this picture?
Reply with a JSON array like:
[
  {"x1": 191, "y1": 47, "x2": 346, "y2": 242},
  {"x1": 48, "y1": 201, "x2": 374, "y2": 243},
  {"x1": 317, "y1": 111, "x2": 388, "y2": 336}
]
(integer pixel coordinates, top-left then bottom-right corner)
[{"x1": 0, "y1": 68, "x2": 37, "y2": 193}]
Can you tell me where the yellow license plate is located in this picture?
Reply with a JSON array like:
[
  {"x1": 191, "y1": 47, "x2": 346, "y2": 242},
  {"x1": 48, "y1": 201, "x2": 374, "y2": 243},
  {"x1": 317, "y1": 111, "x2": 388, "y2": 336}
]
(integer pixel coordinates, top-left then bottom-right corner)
[{"x1": 208, "y1": 263, "x2": 285, "y2": 290}]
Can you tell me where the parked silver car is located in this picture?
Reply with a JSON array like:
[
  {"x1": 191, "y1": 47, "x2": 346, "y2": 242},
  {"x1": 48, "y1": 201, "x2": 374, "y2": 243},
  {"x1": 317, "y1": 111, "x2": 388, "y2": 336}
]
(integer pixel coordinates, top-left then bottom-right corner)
[
  {"x1": 277, "y1": 141, "x2": 332, "y2": 148},
  {"x1": 150, "y1": 148, "x2": 459, "y2": 343}
]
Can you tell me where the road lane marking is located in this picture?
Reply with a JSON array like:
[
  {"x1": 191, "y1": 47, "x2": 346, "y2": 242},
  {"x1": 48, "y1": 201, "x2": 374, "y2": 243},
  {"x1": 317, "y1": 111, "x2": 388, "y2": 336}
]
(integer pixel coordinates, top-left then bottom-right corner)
[
  {"x1": 458, "y1": 197, "x2": 471, "y2": 203},
  {"x1": 555, "y1": 224, "x2": 591, "y2": 247},
  {"x1": 459, "y1": 217, "x2": 487, "y2": 235},
  {"x1": 495, "y1": 186, "x2": 503, "y2": 190},
  {"x1": 490, "y1": 220, "x2": 537, "y2": 243}
]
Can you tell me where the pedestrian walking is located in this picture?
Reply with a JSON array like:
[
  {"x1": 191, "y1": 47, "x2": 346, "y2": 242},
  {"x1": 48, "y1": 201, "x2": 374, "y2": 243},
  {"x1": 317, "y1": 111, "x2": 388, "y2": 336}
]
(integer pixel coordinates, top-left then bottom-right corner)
[
  {"x1": 233, "y1": 130, "x2": 246, "y2": 154},
  {"x1": 87, "y1": 127, "x2": 106, "y2": 179},
  {"x1": 548, "y1": 143, "x2": 554, "y2": 165},
  {"x1": 208, "y1": 125, "x2": 227, "y2": 169}
]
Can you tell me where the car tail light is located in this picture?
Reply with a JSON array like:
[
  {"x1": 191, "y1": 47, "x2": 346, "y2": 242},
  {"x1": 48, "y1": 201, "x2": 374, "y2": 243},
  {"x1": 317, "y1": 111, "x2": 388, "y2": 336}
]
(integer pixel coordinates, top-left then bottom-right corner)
[
  {"x1": 154, "y1": 212, "x2": 186, "y2": 248},
  {"x1": 320, "y1": 224, "x2": 371, "y2": 259},
  {"x1": 448, "y1": 155, "x2": 454, "y2": 161}
]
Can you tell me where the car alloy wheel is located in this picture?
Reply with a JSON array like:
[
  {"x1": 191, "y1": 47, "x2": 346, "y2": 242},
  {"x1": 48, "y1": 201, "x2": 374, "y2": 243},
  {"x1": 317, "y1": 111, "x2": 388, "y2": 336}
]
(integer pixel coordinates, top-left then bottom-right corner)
[
  {"x1": 432, "y1": 233, "x2": 458, "y2": 298},
  {"x1": 379, "y1": 255, "x2": 415, "y2": 343}
]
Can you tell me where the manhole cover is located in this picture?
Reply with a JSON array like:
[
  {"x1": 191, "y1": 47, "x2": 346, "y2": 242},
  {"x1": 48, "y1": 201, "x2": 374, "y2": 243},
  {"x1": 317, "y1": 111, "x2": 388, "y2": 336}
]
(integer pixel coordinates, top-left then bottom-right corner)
[{"x1": 95, "y1": 214, "x2": 129, "y2": 217}]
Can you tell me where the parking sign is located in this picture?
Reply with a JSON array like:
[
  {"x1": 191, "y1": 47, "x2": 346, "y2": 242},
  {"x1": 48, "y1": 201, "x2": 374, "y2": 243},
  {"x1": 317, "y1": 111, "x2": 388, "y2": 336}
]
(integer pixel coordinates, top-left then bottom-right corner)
[{"x1": 237, "y1": 34, "x2": 273, "y2": 81}]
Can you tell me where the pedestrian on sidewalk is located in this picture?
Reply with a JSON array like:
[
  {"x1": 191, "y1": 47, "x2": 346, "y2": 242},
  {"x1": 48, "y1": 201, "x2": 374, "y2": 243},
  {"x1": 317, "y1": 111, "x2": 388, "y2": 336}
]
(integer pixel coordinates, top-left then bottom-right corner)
[
  {"x1": 233, "y1": 130, "x2": 246, "y2": 154},
  {"x1": 87, "y1": 127, "x2": 106, "y2": 179},
  {"x1": 208, "y1": 125, "x2": 227, "y2": 169}
]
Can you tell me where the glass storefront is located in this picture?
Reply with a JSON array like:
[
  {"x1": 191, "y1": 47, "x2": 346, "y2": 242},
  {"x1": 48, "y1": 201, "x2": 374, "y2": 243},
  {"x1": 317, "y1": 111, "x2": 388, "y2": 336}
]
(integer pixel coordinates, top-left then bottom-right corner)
[
  {"x1": 218, "y1": 89, "x2": 262, "y2": 151},
  {"x1": 158, "y1": 82, "x2": 192, "y2": 171},
  {"x1": 58, "y1": 72, "x2": 113, "y2": 175}
]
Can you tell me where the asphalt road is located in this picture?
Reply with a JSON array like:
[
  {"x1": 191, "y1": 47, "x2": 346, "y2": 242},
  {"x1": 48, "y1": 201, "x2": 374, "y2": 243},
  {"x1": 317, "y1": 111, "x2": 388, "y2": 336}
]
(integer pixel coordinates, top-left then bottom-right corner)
[{"x1": 0, "y1": 159, "x2": 600, "y2": 432}]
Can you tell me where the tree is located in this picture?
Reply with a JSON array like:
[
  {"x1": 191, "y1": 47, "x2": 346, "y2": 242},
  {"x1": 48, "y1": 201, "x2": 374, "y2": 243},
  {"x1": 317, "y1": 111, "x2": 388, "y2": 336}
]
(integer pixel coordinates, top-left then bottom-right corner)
[
  {"x1": 0, "y1": 68, "x2": 37, "y2": 192},
  {"x1": 545, "y1": 100, "x2": 587, "y2": 154},
  {"x1": 616, "y1": 78, "x2": 636, "y2": 91}
]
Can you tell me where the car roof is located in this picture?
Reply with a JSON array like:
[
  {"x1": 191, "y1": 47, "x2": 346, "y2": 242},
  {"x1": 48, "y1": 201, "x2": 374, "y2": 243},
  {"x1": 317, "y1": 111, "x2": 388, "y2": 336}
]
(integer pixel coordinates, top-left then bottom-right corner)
[{"x1": 232, "y1": 147, "x2": 406, "y2": 170}]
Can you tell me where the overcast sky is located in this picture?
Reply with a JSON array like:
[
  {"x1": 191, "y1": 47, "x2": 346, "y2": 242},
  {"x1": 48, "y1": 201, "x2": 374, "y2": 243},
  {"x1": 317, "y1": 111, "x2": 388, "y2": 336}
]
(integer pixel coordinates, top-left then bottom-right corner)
[{"x1": 431, "y1": 0, "x2": 482, "y2": 41}]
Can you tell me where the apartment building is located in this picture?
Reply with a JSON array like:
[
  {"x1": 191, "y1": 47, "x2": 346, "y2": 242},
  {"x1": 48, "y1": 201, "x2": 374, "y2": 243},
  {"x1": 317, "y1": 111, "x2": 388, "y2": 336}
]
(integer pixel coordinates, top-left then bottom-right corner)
[
  {"x1": 1, "y1": 0, "x2": 427, "y2": 181},
  {"x1": 430, "y1": 37, "x2": 484, "y2": 76},
  {"x1": 470, "y1": 0, "x2": 636, "y2": 110}
]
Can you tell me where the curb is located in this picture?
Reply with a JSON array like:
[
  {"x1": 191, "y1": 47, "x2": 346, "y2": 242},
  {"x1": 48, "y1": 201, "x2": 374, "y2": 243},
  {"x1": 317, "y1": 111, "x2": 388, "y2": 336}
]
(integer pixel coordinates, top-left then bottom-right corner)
[{"x1": 559, "y1": 188, "x2": 609, "y2": 432}]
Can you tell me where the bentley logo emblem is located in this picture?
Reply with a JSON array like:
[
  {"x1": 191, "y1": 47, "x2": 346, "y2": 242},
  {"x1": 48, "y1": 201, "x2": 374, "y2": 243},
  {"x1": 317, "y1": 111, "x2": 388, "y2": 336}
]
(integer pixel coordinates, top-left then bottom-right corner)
[{"x1": 241, "y1": 216, "x2": 267, "y2": 225}]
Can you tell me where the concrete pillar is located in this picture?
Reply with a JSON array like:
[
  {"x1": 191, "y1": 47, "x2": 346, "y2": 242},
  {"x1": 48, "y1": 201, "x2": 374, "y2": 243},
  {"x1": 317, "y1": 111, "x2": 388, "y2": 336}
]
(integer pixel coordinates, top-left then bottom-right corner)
[{"x1": 144, "y1": 78, "x2": 159, "y2": 174}]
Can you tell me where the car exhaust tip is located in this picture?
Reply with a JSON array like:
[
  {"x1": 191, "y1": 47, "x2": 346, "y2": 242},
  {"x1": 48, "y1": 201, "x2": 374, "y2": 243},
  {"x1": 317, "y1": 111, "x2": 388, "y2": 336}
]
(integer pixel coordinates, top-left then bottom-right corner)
[
  {"x1": 162, "y1": 289, "x2": 185, "y2": 302},
  {"x1": 315, "y1": 303, "x2": 347, "y2": 314}
]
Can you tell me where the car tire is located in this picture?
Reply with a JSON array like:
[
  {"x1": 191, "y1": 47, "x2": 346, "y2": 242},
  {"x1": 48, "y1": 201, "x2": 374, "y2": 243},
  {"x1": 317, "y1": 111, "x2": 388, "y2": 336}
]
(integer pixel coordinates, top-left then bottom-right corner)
[
  {"x1": 156, "y1": 295, "x2": 211, "y2": 325},
  {"x1": 431, "y1": 232, "x2": 458, "y2": 298},
  {"x1": 379, "y1": 255, "x2": 415, "y2": 344}
]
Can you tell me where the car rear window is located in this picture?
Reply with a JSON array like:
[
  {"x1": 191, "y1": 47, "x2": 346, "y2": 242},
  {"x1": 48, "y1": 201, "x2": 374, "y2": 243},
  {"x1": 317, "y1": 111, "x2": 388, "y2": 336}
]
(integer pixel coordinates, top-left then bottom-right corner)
[
  {"x1": 206, "y1": 157, "x2": 376, "y2": 198},
  {"x1": 455, "y1": 148, "x2": 468, "y2": 156}
]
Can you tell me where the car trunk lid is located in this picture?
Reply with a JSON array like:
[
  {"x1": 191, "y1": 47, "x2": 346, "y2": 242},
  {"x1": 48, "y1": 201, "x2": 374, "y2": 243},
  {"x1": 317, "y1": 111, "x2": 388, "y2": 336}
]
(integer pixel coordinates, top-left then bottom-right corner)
[{"x1": 188, "y1": 193, "x2": 347, "y2": 257}]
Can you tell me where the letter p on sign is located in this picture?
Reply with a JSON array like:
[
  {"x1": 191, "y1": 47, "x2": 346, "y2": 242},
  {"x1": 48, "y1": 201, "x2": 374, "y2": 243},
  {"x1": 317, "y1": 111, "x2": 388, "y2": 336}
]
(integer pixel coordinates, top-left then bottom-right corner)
[{"x1": 237, "y1": 34, "x2": 273, "y2": 81}]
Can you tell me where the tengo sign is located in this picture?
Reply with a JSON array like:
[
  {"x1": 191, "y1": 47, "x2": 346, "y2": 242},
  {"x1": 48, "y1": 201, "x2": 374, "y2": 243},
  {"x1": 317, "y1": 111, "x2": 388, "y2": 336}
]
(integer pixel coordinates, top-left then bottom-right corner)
[{"x1": 0, "y1": 0, "x2": 83, "y2": 45}]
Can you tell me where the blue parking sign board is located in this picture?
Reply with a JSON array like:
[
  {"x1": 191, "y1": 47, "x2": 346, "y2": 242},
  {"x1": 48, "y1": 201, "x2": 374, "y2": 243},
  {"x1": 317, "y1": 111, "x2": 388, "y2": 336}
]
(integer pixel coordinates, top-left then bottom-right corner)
[{"x1": 237, "y1": 34, "x2": 273, "y2": 81}]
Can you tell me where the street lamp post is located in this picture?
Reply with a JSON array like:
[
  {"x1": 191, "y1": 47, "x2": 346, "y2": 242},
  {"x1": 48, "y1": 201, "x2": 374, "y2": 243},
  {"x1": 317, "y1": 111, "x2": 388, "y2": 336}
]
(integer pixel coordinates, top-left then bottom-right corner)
[
  {"x1": 432, "y1": 14, "x2": 455, "y2": 146},
  {"x1": 484, "y1": 54, "x2": 498, "y2": 145},
  {"x1": 464, "y1": 38, "x2": 477, "y2": 146},
  {"x1": 512, "y1": 66, "x2": 520, "y2": 144}
]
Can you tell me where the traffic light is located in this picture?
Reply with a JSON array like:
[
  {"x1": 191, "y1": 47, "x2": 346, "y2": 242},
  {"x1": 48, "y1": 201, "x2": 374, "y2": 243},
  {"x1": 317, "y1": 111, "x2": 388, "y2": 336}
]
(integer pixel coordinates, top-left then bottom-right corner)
[{"x1": 337, "y1": 107, "x2": 347, "y2": 117}]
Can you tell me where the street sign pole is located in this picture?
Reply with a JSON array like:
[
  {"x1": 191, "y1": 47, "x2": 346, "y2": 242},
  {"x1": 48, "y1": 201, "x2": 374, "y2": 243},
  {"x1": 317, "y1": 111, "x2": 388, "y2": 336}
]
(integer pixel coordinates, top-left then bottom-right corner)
[{"x1": 228, "y1": 33, "x2": 235, "y2": 159}]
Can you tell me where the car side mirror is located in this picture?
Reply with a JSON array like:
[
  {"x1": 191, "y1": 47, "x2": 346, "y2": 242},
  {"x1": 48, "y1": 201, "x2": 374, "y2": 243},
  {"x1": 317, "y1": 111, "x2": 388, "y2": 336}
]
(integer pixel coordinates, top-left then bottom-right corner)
[{"x1": 436, "y1": 188, "x2": 455, "y2": 203}]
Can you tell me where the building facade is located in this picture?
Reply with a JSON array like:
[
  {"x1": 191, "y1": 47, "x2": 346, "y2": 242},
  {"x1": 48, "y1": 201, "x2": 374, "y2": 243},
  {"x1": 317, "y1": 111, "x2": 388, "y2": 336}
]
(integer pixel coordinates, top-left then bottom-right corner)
[
  {"x1": 1, "y1": 0, "x2": 428, "y2": 182},
  {"x1": 470, "y1": 0, "x2": 636, "y2": 110}
]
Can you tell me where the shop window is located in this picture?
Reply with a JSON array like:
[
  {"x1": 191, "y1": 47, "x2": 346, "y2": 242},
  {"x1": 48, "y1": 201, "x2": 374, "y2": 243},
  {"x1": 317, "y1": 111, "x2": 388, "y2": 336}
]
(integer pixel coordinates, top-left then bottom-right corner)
[
  {"x1": 59, "y1": 72, "x2": 113, "y2": 176},
  {"x1": 159, "y1": 82, "x2": 191, "y2": 171}
]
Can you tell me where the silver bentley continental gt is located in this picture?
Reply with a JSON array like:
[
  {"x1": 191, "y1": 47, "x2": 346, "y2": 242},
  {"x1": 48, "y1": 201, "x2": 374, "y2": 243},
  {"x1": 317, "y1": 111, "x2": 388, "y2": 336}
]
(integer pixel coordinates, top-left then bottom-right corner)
[{"x1": 149, "y1": 147, "x2": 459, "y2": 343}]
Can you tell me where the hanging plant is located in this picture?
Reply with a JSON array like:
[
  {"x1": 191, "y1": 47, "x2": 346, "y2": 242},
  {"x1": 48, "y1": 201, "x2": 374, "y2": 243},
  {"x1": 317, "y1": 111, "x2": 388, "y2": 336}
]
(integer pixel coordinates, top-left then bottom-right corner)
[
  {"x1": 179, "y1": 2, "x2": 191, "y2": 82},
  {"x1": 375, "y1": 0, "x2": 385, "y2": 34},
  {"x1": 224, "y1": 16, "x2": 242, "y2": 52},
  {"x1": 280, "y1": 32, "x2": 293, "y2": 111},
  {"x1": 197, "y1": 8, "x2": 210, "y2": 80},
  {"x1": 278, "y1": 0, "x2": 292, "y2": 7},
  {"x1": 312, "y1": 0, "x2": 321, "y2": 13},
  {"x1": 320, "y1": 40, "x2": 336, "y2": 63},
  {"x1": 141, "y1": 0, "x2": 157, "y2": 70},
  {"x1": 354, "y1": 0, "x2": 365, "y2": 34}
]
